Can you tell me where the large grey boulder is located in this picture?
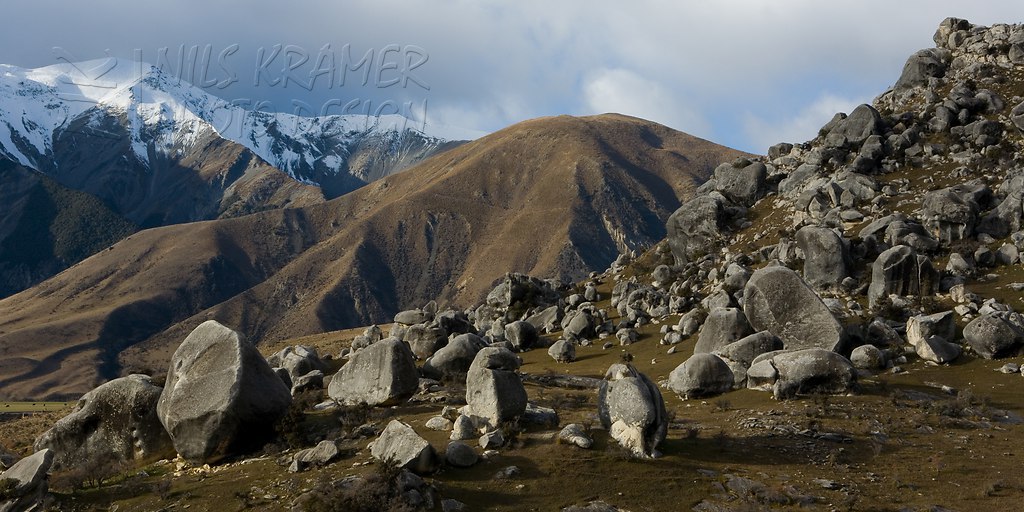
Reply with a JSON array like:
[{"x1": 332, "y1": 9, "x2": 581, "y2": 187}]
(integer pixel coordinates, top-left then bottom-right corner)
[
  {"x1": 371, "y1": 420, "x2": 438, "y2": 474},
  {"x1": 694, "y1": 307, "x2": 753, "y2": 354},
  {"x1": 563, "y1": 310, "x2": 596, "y2": 339},
  {"x1": 422, "y1": 333, "x2": 488, "y2": 380},
  {"x1": 667, "y1": 194, "x2": 729, "y2": 266},
  {"x1": 403, "y1": 324, "x2": 447, "y2": 359},
  {"x1": 394, "y1": 309, "x2": 429, "y2": 325},
  {"x1": 963, "y1": 314, "x2": 1024, "y2": 359},
  {"x1": 867, "y1": 245, "x2": 938, "y2": 309},
  {"x1": 328, "y1": 337, "x2": 419, "y2": 407},
  {"x1": 714, "y1": 331, "x2": 784, "y2": 388},
  {"x1": 921, "y1": 186, "x2": 982, "y2": 243},
  {"x1": 444, "y1": 441, "x2": 478, "y2": 468},
  {"x1": 34, "y1": 375, "x2": 173, "y2": 470},
  {"x1": 464, "y1": 347, "x2": 527, "y2": 432},
  {"x1": 525, "y1": 305, "x2": 563, "y2": 333},
  {"x1": 796, "y1": 225, "x2": 848, "y2": 289},
  {"x1": 850, "y1": 345, "x2": 886, "y2": 370},
  {"x1": 979, "y1": 174, "x2": 1024, "y2": 238},
  {"x1": 894, "y1": 48, "x2": 950, "y2": 90},
  {"x1": 667, "y1": 353, "x2": 734, "y2": 399},
  {"x1": 824, "y1": 104, "x2": 883, "y2": 148},
  {"x1": 915, "y1": 336, "x2": 961, "y2": 364},
  {"x1": 157, "y1": 321, "x2": 292, "y2": 463},
  {"x1": 715, "y1": 331, "x2": 784, "y2": 368},
  {"x1": 0, "y1": 449, "x2": 53, "y2": 512},
  {"x1": 547, "y1": 339, "x2": 576, "y2": 363},
  {"x1": 906, "y1": 311, "x2": 956, "y2": 349},
  {"x1": 712, "y1": 159, "x2": 768, "y2": 206},
  {"x1": 504, "y1": 321, "x2": 540, "y2": 351},
  {"x1": 742, "y1": 266, "x2": 845, "y2": 352},
  {"x1": 746, "y1": 349, "x2": 856, "y2": 399},
  {"x1": 597, "y1": 364, "x2": 667, "y2": 459}
]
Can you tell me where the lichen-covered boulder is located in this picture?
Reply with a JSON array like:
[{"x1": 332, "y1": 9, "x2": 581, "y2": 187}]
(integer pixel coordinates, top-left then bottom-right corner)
[{"x1": 35, "y1": 375, "x2": 173, "y2": 470}]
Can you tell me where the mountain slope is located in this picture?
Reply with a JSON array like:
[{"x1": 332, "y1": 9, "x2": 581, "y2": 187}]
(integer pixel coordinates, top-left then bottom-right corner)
[
  {"x1": 0, "y1": 113, "x2": 748, "y2": 399},
  {"x1": 0, "y1": 159, "x2": 137, "y2": 297},
  {"x1": 0, "y1": 59, "x2": 471, "y2": 297}
]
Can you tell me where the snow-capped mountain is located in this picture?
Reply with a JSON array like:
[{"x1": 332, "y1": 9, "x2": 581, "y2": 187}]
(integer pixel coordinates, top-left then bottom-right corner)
[{"x1": 0, "y1": 58, "x2": 481, "y2": 224}]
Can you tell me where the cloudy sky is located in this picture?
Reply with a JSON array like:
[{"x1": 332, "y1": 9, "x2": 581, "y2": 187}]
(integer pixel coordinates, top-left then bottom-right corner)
[{"x1": 4, "y1": 1, "x2": 1024, "y2": 153}]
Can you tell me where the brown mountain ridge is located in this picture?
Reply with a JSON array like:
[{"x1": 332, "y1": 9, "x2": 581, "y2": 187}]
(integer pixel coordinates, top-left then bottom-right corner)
[{"x1": 0, "y1": 113, "x2": 749, "y2": 399}]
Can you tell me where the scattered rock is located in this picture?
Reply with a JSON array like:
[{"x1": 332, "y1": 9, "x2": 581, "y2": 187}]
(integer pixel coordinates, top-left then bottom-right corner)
[
  {"x1": 371, "y1": 420, "x2": 438, "y2": 474},
  {"x1": 290, "y1": 440, "x2": 339, "y2": 472},
  {"x1": 444, "y1": 441, "x2": 478, "y2": 468},
  {"x1": 425, "y1": 416, "x2": 453, "y2": 431},
  {"x1": 558, "y1": 424, "x2": 593, "y2": 449},
  {"x1": 479, "y1": 430, "x2": 505, "y2": 450},
  {"x1": 667, "y1": 353, "x2": 734, "y2": 399},
  {"x1": 548, "y1": 339, "x2": 576, "y2": 363}
]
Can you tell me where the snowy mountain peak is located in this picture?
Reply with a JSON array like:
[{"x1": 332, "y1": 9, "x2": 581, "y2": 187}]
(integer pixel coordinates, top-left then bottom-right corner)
[{"x1": 0, "y1": 58, "x2": 484, "y2": 185}]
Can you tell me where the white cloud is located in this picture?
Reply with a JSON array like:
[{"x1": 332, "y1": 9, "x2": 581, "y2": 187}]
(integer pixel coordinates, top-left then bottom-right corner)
[
  {"x1": 741, "y1": 93, "x2": 868, "y2": 153},
  {"x1": 3, "y1": 0, "x2": 1024, "y2": 151},
  {"x1": 581, "y1": 68, "x2": 712, "y2": 139}
]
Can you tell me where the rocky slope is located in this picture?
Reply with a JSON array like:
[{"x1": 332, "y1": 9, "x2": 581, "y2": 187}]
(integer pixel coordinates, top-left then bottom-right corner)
[{"x1": 0, "y1": 113, "x2": 746, "y2": 399}]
